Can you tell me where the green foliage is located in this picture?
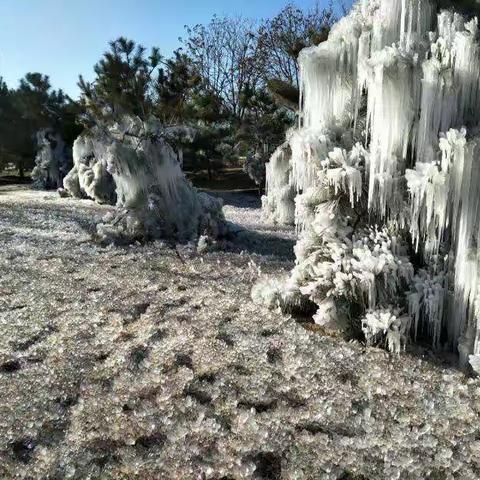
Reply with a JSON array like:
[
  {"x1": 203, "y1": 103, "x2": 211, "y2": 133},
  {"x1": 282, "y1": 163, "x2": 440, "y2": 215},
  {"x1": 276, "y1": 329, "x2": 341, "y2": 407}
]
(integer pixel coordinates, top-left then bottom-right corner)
[
  {"x1": 0, "y1": 73, "x2": 80, "y2": 176},
  {"x1": 154, "y1": 50, "x2": 201, "y2": 124},
  {"x1": 235, "y1": 86, "x2": 292, "y2": 155},
  {"x1": 0, "y1": 78, "x2": 16, "y2": 172},
  {"x1": 78, "y1": 37, "x2": 161, "y2": 124}
]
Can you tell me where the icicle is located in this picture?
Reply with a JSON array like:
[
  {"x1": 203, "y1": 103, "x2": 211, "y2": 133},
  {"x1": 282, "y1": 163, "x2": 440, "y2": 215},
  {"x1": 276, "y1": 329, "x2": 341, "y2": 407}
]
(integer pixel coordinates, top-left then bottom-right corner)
[
  {"x1": 366, "y1": 47, "x2": 417, "y2": 216},
  {"x1": 408, "y1": 270, "x2": 446, "y2": 348}
]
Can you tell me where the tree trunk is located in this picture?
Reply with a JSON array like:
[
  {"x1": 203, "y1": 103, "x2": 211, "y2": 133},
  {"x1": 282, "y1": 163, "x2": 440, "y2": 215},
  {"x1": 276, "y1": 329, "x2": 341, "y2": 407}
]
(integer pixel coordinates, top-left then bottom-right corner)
[
  {"x1": 207, "y1": 159, "x2": 213, "y2": 181},
  {"x1": 18, "y1": 160, "x2": 25, "y2": 179}
]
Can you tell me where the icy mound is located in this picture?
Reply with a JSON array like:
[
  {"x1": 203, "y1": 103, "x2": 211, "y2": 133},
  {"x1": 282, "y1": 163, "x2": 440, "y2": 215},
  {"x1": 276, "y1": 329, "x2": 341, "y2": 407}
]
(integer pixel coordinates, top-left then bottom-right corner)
[
  {"x1": 259, "y1": 0, "x2": 480, "y2": 367},
  {"x1": 63, "y1": 117, "x2": 227, "y2": 245},
  {"x1": 32, "y1": 130, "x2": 72, "y2": 190}
]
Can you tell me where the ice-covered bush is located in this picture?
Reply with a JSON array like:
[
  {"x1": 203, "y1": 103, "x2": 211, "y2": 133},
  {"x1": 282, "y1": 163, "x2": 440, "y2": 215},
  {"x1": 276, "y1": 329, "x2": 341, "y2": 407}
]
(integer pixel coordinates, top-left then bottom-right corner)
[
  {"x1": 63, "y1": 116, "x2": 227, "y2": 245},
  {"x1": 261, "y1": 141, "x2": 296, "y2": 225},
  {"x1": 361, "y1": 308, "x2": 411, "y2": 354},
  {"x1": 257, "y1": 0, "x2": 480, "y2": 367},
  {"x1": 32, "y1": 130, "x2": 72, "y2": 189}
]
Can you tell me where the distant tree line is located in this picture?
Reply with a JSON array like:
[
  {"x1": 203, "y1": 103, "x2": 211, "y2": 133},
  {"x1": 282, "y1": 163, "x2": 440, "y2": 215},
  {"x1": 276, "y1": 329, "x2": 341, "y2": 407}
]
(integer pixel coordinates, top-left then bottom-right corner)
[
  {"x1": 0, "y1": 74, "x2": 81, "y2": 177},
  {"x1": 0, "y1": 2, "x2": 335, "y2": 180}
]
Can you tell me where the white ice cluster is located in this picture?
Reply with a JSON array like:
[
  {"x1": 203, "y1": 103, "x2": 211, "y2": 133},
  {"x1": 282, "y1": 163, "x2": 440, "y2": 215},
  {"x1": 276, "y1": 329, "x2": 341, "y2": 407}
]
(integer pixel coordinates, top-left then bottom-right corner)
[
  {"x1": 361, "y1": 308, "x2": 412, "y2": 354},
  {"x1": 63, "y1": 116, "x2": 226, "y2": 245},
  {"x1": 291, "y1": 217, "x2": 413, "y2": 334},
  {"x1": 261, "y1": 141, "x2": 296, "y2": 225},
  {"x1": 32, "y1": 130, "x2": 72, "y2": 190},
  {"x1": 260, "y1": 0, "x2": 480, "y2": 366},
  {"x1": 63, "y1": 132, "x2": 117, "y2": 204}
]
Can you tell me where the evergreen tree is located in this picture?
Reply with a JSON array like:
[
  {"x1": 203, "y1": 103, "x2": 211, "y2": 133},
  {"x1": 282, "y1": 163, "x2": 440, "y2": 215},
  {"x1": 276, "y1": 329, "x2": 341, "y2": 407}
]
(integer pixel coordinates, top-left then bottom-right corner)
[{"x1": 78, "y1": 37, "x2": 161, "y2": 126}]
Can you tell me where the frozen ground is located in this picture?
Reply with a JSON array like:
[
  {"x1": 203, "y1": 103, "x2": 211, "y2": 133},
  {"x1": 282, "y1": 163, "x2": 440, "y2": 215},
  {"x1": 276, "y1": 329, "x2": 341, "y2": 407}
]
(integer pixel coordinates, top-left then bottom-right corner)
[{"x1": 1, "y1": 186, "x2": 480, "y2": 480}]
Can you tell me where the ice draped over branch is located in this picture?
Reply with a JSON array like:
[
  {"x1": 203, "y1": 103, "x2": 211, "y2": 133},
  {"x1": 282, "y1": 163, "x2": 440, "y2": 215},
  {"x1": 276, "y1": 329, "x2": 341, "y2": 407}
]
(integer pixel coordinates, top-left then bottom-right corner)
[{"x1": 259, "y1": 0, "x2": 480, "y2": 367}]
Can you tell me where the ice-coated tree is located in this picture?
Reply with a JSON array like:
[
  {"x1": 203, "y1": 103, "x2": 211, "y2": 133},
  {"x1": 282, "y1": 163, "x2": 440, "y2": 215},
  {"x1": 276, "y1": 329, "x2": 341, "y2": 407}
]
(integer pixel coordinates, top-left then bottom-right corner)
[
  {"x1": 256, "y1": 0, "x2": 480, "y2": 371},
  {"x1": 63, "y1": 38, "x2": 227, "y2": 246},
  {"x1": 31, "y1": 130, "x2": 72, "y2": 189}
]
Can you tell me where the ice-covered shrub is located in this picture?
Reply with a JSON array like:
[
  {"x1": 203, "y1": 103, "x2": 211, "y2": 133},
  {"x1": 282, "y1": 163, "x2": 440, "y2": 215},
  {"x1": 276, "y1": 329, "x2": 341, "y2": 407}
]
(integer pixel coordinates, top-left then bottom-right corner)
[
  {"x1": 32, "y1": 130, "x2": 72, "y2": 189},
  {"x1": 256, "y1": 0, "x2": 480, "y2": 365},
  {"x1": 261, "y1": 141, "x2": 296, "y2": 225},
  {"x1": 361, "y1": 308, "x2": 411, "y2": 354},
  {"x1": 251, "y1": 276, "x2": 285, "y2": 310},
  {"x1": 63, "y1": 116, "x2": 227, "y2": 245}
]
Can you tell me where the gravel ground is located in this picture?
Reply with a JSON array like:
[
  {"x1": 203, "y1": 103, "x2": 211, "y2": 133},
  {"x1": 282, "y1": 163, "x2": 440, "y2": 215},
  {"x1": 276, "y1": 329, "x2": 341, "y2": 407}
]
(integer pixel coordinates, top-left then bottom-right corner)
[{"x1": 1, "y1": 186, "x2": 480, "y2": 480}]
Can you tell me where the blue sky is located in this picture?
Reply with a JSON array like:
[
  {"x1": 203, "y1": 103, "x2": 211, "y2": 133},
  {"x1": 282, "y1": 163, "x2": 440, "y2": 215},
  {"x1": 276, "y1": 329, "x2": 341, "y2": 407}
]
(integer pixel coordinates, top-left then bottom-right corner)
[{"x1": 0, "y1": 0, "x2": 352, "y2": 99}]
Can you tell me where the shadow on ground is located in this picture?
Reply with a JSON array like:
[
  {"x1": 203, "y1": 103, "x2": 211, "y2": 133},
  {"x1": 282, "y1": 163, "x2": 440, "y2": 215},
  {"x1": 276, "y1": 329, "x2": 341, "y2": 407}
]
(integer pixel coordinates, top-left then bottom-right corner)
[
  {"x1": 228, "y1": 228, "x2": 296, "y2": 261},
  {"x1": 203, "y1": 189, "x2": 261, "y2": 209}
]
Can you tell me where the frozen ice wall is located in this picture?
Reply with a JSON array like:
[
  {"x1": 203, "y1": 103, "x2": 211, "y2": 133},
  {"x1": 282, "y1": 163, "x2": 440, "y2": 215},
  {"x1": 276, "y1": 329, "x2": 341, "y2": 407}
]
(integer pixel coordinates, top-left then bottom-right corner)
[
  {"x1": 259, "y1": 0, "x2": 480, "y2": 367},
  {"x1": 63, "y1": 116, "x2": 226, "y2": 245}
]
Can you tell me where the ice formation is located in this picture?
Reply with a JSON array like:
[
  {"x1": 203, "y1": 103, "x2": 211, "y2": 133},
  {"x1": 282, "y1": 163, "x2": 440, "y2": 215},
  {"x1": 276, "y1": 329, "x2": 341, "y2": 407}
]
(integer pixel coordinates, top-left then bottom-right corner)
[
  {"x1": 63, "y1": 116, "x2": 226, "y2": 244},
  {"x1": 31, "y1": 130, "x2": 72, "y2": 190},
  {"x1": 261, "y1": 141, "x2": 296, "y2": 225},
  {"x1": 63, "y1": 132, "x2": 117, "y2": 204},
  {"x1": 259, "y1": 0, "x2": 480, "y2": 367}
]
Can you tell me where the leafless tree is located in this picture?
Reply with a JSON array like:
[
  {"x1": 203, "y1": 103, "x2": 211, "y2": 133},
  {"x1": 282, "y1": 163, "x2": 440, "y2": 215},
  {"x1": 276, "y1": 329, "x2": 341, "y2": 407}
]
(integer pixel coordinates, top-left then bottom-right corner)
[
  {"x1": 183, "y1": 15, "x2": 262, "y2": 120},
  {"x1": 256, "y1": 3, "x2": 335, "y2": 89}
]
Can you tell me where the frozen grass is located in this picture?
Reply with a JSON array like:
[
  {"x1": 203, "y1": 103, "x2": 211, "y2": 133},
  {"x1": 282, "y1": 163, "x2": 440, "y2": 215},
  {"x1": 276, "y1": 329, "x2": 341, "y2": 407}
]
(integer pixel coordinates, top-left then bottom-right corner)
[{"x1": 1, "y1": 186, "x2": 480, "y2": 479}]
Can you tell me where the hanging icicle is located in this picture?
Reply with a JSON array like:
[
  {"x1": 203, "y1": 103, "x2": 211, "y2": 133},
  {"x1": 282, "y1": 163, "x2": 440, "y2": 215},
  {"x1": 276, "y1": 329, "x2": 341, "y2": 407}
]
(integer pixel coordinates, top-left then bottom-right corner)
[{"x1": 258, "y1": 0, "x2": 480, "y2": 368}]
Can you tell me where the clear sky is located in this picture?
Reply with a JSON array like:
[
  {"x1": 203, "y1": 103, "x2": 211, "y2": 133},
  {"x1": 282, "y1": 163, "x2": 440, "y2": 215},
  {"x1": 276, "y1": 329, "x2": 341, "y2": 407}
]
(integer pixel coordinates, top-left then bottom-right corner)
[{"x1": 0, "y1": 0, "x2": 352, "y2": 99}]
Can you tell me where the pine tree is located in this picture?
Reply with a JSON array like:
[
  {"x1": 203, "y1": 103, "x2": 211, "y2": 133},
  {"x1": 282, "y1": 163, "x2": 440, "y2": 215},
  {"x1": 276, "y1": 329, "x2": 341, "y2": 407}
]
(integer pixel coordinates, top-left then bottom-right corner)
[{"x1": 78, "y1": 37, "x2": 161, "y2": 126}]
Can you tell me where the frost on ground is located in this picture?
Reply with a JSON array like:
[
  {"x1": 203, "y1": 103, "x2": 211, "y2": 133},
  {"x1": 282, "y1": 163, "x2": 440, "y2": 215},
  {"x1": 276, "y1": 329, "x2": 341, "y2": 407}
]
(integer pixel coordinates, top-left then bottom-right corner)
[{"x1": 1, "y1": 186, "x2": 480, "y2": 480}]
